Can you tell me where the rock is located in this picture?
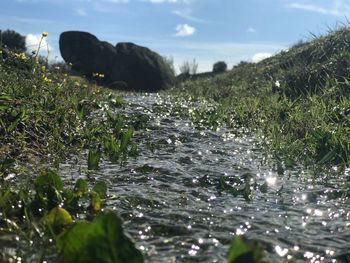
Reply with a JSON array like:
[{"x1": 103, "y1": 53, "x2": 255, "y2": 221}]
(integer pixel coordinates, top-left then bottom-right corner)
[
  {"x1": 59, "y1": 31, "x2": 175, "y2": 92},
  {"x1": 59, "y1": 31, "x2": 116, "y2": 77},
  {"x1": 109, "y1": 42, "x2": 175, "y2": 92},
  {"x1": 109, "y1": 81, "x2": 128, "y2": 91}
]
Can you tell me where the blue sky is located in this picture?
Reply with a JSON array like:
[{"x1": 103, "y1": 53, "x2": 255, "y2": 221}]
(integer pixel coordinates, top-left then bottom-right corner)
[{"x1": 1, "y1": 0, "x2": 350, "y2": 72}]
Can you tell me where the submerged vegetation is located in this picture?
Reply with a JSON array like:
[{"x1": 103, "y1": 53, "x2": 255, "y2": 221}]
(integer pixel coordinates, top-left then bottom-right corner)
[{"x1": 172, "y1": 26, "x2": 350, "y2": 169}]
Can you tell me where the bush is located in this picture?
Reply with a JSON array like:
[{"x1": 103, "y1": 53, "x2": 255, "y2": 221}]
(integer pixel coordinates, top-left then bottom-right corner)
[
  {"x1": 179, "y1": 58, "x2": 198, "y2": 75},
  {"x1": 163, "y1": 56, "x2": 176, "y2": 75},
  {"x1": 213, "y1": 61, "x2": 227, "y2": 73},
  {"x1": 0, "y1": 29, "x2": 26, "y2": 52}
]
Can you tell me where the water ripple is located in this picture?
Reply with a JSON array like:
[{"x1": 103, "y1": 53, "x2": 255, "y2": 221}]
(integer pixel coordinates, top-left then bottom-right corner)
[{"x1": 60, "y1": 94, "x2": 350, "y2": 263}]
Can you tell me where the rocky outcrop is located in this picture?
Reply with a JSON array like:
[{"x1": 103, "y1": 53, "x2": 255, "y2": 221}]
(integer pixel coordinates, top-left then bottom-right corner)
[
  {"x1": 59, "y1": 31, "x2": 116, "y2": 77},
  {"x1": 59, "y1": 31, "x2": 175, "y2": 92}
]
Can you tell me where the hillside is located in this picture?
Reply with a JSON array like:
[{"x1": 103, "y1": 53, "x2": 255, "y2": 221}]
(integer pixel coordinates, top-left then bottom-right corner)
[{"x1": 172, "y1": 26, "x2": 350, "y2": 168}]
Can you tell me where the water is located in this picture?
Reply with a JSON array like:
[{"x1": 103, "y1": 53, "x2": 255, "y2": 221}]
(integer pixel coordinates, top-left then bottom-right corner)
[{"x1": 61, "y1": 94, "x2": 350, "y2": 262}]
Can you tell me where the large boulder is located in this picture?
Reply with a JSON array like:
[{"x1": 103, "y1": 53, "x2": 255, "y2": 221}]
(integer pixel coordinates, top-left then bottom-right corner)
[
  {"x1": 59, "y1": 31, "x2": 175, "y2": 92},
  {"x1": 59, "y1": 31, "x2": 116, "y2": 77},
  {"x1": 110, "y1": 42, "x2": 175, "y2": 92}
]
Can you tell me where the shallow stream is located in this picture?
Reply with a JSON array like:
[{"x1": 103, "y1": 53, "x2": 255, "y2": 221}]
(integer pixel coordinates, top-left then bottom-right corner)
[{"x1": 61, "y1": 94, "x2": 350, "y2": 262}]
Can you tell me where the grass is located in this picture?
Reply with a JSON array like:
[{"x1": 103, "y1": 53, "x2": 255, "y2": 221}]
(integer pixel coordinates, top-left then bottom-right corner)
[
  {"x1": 170, "y1": 25, "x2": 350, "y2": 170},
  {"x1": 0, "y1": 47, "x2": 143, "y2": 262}
]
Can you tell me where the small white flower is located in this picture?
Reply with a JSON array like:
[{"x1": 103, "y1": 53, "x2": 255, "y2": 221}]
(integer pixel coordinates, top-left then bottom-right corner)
[{"x1": 275, "y1": 80, "x2": 281, "y2": 88}]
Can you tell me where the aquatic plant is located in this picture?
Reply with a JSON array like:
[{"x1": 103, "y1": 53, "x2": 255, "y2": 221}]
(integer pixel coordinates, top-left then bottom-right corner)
[
  {"x1": 57, "y1": 212, "x2": 143, "y2": 263},
  {"x1": 226, "y1": 237, "x2": 270, "y2": 263}
]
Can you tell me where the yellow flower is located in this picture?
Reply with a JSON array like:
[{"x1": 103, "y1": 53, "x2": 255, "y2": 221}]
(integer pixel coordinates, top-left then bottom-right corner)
[
  {"x1": 42, "y1": 76, "x2": 52, "y2": 82},
  {"x1": 14, "y1": 53, "x2": 27, "y2": 60},
  {"x1": 99, "y1": 73, "x2": 105, "y2": 78},
  {"x1": 42, "y1": 32, "x2": 48, "y2": 37}
]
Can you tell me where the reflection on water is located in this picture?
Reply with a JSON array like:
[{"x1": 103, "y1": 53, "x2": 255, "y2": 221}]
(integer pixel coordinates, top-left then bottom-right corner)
[{"x1": 60, "y1": 94, "x2": 350, "y2": 263}]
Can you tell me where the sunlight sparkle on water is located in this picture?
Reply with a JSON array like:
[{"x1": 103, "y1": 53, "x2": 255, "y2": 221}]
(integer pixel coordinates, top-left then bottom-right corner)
[
  {"x1": 266, "y1": 176, "x2": 277, "y2": 186},
  {"x1": 275, "y1": 245, "x2": 288, "y2": 257}
]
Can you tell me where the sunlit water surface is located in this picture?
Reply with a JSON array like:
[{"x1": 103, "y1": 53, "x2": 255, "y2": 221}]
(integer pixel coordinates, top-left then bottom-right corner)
[{"x1": 60, "y1": 94, "x2": 350, "y2": 263}]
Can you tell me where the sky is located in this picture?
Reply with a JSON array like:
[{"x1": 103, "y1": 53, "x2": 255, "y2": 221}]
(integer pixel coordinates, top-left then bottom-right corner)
[{"x1": 1, "y1": 0, "x2": 350, "y2": 73}]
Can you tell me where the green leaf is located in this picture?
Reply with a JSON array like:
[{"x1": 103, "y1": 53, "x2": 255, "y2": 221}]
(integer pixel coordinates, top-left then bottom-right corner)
[
  {"x1": 90, "y1": 191, "x2": 101, "y2": 212},
  {"x1": 120, "y1": 128, "x2": 134, "y2": 153},
  {"x1": 0, "y1": 95, "x2": 13, "y2": 110},
  {"x1": 74, "y1": 178, "x2": 88, "y2": 196},
  {"x1": 318, "y1": 148, "x2": 337, "y2": 165},
  {"x1": 34, "y1": 169, "x2": 63, "y2": 192},
  {"x1": 0, "y1": 157, "x2": 16, "y2": 175},
  {"x1": 93, "y1": 181, "x2": 107, "y2": 199},
  {"x1": 226, "y1": 237, "x2": 270, "y2": 263},
  {"x1": 57, "y1": 212, "x2": 144, "y2": 263},
  {"x1": 88, "y1": 149, "x2": 101, "y2": 170},
  {"x1": 44, "y1": 207, "x2": 73, "y2": 232}
]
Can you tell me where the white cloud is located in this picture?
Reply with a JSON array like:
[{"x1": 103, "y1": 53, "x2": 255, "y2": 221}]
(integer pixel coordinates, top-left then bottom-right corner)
[
  {"x1": 251, "y1": 52, "x2": 272, "y2": 63},
  {"x1": 174, "y1": 24, "x2": 196, "y2": 37},
  {"x1": 247, "y1": 27, "x2": 256, "y2": 33},
  {"x1": 286, "y1": 1, "x2": 350, "y2": 16},
  {"x1": 76, "y1": 8, "x2": 88, "y2": 16},
  {"x1": 26, "y1": 33, "x2": 52, "y2": 56},
  {"x1": 172, "y1": 9, "x2": 209, "y2": 23}
]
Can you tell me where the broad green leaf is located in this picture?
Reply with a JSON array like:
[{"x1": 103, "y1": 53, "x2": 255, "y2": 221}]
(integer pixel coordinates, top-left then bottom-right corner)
[
  {"x1": 74, "y1": 178, "x2": 88, "y2": 196},
  {"x1": 90, "y1": 191, "x2": 101, "y2": 212},
  {"x1": 226, "y1": 237, "x2": 270, "y2": 263},
  {"x1": 93, "y1": 181, "x2": 107, "y2": 199},
  {"x1": 57, "y1": 212, "x2": 144, "y2": 263},
  {"x1": 34, "y1": 169, "x2": 63, "y2": 192},
  {"x1": 47, "y1": 185, "x2": 63, "y2": 210},
  {"x1": 44, "y1": 207, "x2": 73, "y2": 231}
]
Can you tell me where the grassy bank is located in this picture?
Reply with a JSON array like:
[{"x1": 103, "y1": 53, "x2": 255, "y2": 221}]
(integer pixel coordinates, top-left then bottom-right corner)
[
  {"x1": 0, "y1": 47, "x2": 145, "y2": 262},
  {"x1": 171, "y1": 26, "x2": 350, "y2": 169}
]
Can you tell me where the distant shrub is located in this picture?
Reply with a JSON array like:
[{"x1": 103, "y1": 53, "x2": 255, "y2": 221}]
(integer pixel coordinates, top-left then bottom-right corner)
[
  {"x1": 0, "y1": 29, "x2": 26, "y2": 52},
  {"x1": 163, "y1": 56, "x2": 176, "y2": 75},
  {"x1": 213, "y1": 61, "x2": 227, "y2": 73},
  {"x1": 179, "y1": 58, "x2": 198, "y2": 75}
]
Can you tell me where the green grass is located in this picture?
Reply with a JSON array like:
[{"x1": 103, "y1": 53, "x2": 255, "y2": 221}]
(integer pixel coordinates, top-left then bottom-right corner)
[
  {"x1": 170, "y1": 25, "x2": 350, "y2": 169},
  {"x1": 0, "y1": 48, "x2": 143, "y2": 262}
]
